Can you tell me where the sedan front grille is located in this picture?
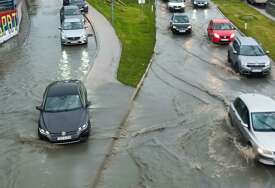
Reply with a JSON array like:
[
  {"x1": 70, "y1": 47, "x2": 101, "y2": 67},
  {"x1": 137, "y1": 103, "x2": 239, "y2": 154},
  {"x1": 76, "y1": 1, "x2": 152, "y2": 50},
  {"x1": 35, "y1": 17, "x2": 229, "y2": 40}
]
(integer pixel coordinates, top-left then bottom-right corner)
[
  {"x1": 220, "y1": 36, "x2": 230, "y2": 39},
  {"x1": 67, "y1": 37, "x2": 81, "y2": 41},
  {"x1": 247, "y1": 64, "x2": 265, "y2": 68}
]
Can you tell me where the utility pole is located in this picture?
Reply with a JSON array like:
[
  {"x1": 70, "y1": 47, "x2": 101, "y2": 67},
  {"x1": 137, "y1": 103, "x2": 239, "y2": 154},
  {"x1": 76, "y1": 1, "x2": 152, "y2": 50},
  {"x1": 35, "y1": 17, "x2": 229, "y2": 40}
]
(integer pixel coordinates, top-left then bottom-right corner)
[{"x1": 111, "y1": 0, "x2": 114, "y2": 24}]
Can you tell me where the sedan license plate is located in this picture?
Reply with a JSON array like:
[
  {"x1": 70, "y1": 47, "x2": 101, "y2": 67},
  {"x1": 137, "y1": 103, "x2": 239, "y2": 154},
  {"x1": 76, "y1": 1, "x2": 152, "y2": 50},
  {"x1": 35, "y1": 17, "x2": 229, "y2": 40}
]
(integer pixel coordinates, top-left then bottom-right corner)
[
  {"x1": 220, "y1": 39, "x2": 229, "y2": 41},
  {"x1": 57, "y1": 136, "x2": 72, "y2": 141},
  {"x1": 252, "y1": 69, "x2": 262, "y2": 73},
  {"x1": 179, "y1": 30, "x2": 186, "y2": 33}
]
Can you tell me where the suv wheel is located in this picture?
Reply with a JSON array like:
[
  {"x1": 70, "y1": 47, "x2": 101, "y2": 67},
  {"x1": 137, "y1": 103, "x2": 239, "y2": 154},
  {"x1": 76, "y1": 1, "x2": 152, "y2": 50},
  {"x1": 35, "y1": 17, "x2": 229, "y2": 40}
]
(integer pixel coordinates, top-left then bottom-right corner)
[{"x1": 227, "y1": 52, "x2": 231, "y2": 63}]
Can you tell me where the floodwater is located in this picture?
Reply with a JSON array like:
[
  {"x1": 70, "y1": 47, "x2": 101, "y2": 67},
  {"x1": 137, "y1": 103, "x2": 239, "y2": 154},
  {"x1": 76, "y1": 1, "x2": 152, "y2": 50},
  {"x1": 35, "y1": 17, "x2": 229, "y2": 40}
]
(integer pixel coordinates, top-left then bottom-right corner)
[
  {"x1": 0, "y1": 0, "x2": 105, "y2": 187},
  {"x1": 97, "y1": 1, "x2": 275, "y2": 188}
]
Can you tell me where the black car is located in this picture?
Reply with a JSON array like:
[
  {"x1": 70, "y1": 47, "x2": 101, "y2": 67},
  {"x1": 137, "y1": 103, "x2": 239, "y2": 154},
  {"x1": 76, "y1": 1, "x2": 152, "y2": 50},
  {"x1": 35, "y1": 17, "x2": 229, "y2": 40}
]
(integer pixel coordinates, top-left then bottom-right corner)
[
  {"x1": 192, "y1": 0, "x2": 209, "y2": 8},
  {"x1": 36, "y1": 80, "x2": 91, "y2": 143},
  {"x1": 63, "y1": 0, "x2": 88, "y2": 13},
  {"x1": 170, "y1": 13, "x2": 192, "y2": 34}
]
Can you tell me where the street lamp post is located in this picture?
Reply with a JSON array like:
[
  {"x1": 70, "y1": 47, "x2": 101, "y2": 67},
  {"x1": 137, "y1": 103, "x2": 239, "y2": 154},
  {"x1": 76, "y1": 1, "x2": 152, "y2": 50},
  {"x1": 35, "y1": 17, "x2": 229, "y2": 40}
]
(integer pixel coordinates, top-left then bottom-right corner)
[{"x1": 111, "y1": 0, "x2": 114, "y2": 24}]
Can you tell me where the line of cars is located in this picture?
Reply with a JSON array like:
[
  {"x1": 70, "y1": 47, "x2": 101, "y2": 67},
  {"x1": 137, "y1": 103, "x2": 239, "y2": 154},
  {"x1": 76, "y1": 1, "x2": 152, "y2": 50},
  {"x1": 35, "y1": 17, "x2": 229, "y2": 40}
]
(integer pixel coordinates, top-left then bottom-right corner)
[
  {"x1": 167, "y1": 0, "x2": 272, "y2": 76},
  {"x1": 59, "y1": 0, "x2": 89, "y2": 45},
  {"x1": 165, "y1": 0, "x2": 275, "y2": 165},
  {"x1": 35, "y1": 0, "x2": 92, "y2": 144}
]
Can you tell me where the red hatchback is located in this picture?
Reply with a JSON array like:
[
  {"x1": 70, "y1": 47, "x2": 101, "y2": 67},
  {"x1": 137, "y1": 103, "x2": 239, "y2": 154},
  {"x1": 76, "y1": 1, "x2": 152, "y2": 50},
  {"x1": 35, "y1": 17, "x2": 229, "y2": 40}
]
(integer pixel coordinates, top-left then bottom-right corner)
[{"x1": 207, "y1": 19, "x2": 235, "y2": 44}]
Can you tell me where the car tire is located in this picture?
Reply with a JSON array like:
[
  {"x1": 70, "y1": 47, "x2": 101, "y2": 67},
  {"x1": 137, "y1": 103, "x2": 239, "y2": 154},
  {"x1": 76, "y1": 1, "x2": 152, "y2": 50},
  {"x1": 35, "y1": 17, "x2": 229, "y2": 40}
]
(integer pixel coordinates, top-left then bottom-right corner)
[
  {"x1": 237, "y1": 63, "x2": 243, "y2": 75},
  {"x1": 228, "y1": 112, "x2": 234, "y2": 127},
  {"x1": 233, "y1": 61, "x2": 239, "y2": 73},
  {"x1": 172, "y1": 29, "x2": 177, "y2": 34},
  {"x1": 38, "y1": 129, "x2": 43, "y2": 140},
  {"x1": 227, "y1": 52, "x2": 231, "y2": 63}
]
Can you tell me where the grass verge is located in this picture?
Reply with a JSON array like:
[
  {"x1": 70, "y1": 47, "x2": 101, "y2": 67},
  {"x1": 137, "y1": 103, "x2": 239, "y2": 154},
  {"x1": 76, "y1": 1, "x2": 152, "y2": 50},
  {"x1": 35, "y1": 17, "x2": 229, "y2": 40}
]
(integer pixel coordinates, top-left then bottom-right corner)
[
  {"x1": 212, "y1": 0, "x2": 275, "y2": 60},
  {"x1": 87, "y1": 0, "x2": 155, "y2": 87}
]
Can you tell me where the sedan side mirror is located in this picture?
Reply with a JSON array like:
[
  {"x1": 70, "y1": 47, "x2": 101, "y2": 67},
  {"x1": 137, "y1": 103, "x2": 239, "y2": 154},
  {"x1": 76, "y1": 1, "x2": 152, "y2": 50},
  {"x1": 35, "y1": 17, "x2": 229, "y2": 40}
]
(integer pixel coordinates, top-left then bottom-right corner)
[
  {"x1": 266, "y1": 50, "x2": 270, "y2": 54},
  {"x1": 36, "y1": 106, "x2": 42, "y2": 111},
  {"x1": 242, "y1": 122, "x2": 249, "y2": 128},
  {"x1": 58, "y1": 27, "x2": 62, "y2": 30}
]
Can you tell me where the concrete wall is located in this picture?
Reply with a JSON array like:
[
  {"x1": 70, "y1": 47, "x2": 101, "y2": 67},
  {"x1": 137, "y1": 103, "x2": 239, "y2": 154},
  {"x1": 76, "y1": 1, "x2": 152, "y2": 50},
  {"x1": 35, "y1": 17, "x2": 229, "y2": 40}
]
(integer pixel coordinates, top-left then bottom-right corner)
[{"x1": 266, "y1": 0, "x2": 275, "y2": 17}]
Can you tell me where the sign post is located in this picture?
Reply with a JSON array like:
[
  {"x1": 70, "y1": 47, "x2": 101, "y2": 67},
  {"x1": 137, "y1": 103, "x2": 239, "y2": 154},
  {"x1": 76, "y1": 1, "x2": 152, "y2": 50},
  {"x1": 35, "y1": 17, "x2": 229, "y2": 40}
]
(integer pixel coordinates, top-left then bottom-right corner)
[{"x1": 111, "y1": 0, "x2": 114, "y2": 24}]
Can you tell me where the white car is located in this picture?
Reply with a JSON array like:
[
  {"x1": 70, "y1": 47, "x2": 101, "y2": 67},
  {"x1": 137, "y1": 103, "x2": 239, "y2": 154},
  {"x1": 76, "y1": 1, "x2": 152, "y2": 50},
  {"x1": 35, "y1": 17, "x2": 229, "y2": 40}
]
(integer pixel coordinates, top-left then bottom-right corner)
[
  {"x1": 60, "y1": 18, "x2": 88, "y2": 45},
  {"x1": 168, "y1": 0, "x2": 185, "y2": 12},
  {"x1": 229, "y1": 94, "x2": 275, "y2": 165}
]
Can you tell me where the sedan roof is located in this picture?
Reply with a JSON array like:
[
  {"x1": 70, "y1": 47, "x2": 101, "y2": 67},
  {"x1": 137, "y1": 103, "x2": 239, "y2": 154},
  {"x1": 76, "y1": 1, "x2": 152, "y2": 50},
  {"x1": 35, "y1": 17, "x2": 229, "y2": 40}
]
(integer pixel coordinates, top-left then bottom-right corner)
[
  {"x1": 240, "y1": 94, "x2": 275, "y2": 113},
  {"x1": 47, "y1": 81, "x2": 80, "y2": 97},
  {"x1": 64, "y1": 17, "x2": 82, "y2": 23}
]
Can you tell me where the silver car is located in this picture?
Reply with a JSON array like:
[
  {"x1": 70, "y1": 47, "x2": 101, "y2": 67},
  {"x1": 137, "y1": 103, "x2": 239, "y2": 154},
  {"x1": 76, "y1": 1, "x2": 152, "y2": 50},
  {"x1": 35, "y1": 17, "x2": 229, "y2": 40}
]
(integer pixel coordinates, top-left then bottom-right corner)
[
  {"x1": 60, "y1": 5, "x2": 84, "y2": 24},
  {"x1": 228, "y1": 36, "x2": 271, "y2": 75},
  {"x1": 229, "y1": 94, "x2": 275, "y2": 165},
  {"x1": 60, "y1": 18, "x2": 88, "y2": 45}
]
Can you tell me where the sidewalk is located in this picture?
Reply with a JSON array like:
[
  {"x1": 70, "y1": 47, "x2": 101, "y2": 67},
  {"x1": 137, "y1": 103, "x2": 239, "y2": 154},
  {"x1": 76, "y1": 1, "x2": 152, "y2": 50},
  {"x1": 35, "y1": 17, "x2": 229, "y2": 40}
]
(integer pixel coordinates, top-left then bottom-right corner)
[{"x1": 83, "y1": 4, "x2": 134, "y2": 186}]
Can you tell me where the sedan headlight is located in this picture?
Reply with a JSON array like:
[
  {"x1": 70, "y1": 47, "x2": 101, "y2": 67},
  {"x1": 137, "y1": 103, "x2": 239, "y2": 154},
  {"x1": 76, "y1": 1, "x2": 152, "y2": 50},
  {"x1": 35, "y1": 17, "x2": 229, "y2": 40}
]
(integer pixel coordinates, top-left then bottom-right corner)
[
  {"x1": 187, "y1": 25, "x2": 192, "y2": 29},
  {"x1": 241, "y1": 61, "x2": 247, "y2": 66},
  {"x1": 172, "y1": 25, "x2": 177, "y2": 29},
  {"x1": 78, "y1": 122, "x2": 88, "y2": 131},
  {"x1": 230, "y1": 33, "x2": 235, "y2": 38},
  {"x1": 257, "y1": 147, "x2": 273, "y2": 155},
  {"x1": 266, "y1": 60, "x2": 271, "y2": 67},
  {"x1": 194, "y1": 1, "x2": 197, "y2": 4},
  {"x1": 61, "y1": 34, "x2": 66, "y2": 40},
  {"x1": 39, "y1": 128, "x2": 50, "y2": 135},
  {"x1": 213, "y1": 33, "x2": 220, "y2": 38}
]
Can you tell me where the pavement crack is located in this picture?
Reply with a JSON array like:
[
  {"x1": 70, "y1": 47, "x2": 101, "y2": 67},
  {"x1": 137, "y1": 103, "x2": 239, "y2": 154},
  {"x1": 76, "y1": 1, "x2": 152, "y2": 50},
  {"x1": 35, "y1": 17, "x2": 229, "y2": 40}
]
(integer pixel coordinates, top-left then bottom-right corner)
[
  {"x1": 153, "y1": 63, "x2": 229, "y2": 107},
  {"x1": 151, "y1": 66, "x2": 209, "y2": 104}
]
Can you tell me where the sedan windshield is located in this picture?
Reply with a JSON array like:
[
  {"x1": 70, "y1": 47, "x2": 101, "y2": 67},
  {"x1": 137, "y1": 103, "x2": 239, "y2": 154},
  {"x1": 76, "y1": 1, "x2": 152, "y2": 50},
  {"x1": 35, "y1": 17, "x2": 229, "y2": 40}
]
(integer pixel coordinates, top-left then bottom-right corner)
[
  {"x1": 63, "y1": 21, "x2": 83, "y2": 30},
  {"x1": 64, "y1": 8, "x2": 81, "y2": 15},
  {"x1": 70, "y1": 0, "x2": 84, "y2": 3},
  {"x1": 170, "y1": 0, "x2": 184, "y2": 2},
  {"x1": 252, "y1": 112, "x2": 275, "y2": 131},
  {"x1": 213, "y1": 23, "x2": 234, "y2": 30},
  {"x1": 240, "y1": 45, "x2": 265, "y2": 56},
  {"x1": 174, "y1": 16, "x2": 189, "y2": 23},
  {"x1": 45, "y1": 94, "x2": 83, "y2": 112}
]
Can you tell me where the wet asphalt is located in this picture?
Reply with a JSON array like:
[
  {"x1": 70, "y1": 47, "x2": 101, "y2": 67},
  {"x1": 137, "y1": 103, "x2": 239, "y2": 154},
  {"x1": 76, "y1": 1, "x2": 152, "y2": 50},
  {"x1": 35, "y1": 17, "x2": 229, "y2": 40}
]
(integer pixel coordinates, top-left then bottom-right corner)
[
  {"x1": 97, "y1": 1, "x2": 275, "y2": 188},
  {"x1": 0, "y1": 0, "x2": 119, "y2": 187}
]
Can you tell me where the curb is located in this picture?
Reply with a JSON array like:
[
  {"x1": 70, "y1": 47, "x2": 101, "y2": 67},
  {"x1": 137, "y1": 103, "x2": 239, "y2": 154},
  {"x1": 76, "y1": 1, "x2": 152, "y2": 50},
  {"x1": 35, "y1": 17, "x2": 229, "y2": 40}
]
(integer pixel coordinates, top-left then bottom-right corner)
[
  {"x1": 86, "y1": 3, "x2": 156, "y2": 187},
  {"x1": 91, "y1": 53, "x2": 155, "y2": 188},
  {"x1": 83, "y1": 6, "x2": 100, "y2": 84},
  {"x1": 130, "y1": 56, "x2": 155, "y2": 101}
]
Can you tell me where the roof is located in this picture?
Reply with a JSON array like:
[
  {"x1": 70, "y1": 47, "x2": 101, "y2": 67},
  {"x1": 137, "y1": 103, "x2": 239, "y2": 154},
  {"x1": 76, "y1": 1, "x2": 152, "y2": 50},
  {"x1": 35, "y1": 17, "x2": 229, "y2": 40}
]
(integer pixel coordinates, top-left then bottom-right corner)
[
  {"x1": 64, "y1": 5, "x2": 79, "y2": 10},
  {"x1": 240, "y1": 94, "x2": 275, "y2": 113},
  {"x1": 47, "y1": 80, "x2": 81, "y2": 97},
  {"x1": 64, "y1": 17, "x2": 82, "y2": 22},
  {"x1": 212, "y1": 18, "x2": 230, "y2": 23},
  {"x1": 236, "y1": 36, "x2": 258, "y2": 46}
]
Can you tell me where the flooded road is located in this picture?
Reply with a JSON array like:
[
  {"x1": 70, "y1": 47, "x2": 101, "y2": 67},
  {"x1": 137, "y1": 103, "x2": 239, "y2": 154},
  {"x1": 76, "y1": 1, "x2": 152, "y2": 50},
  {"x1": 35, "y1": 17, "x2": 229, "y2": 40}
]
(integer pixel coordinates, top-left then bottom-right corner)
[
  {"x1": 0, "y1": 0, "x2": 107, "y2": 187},
  {"x1": 97, "y1": 1, "x2": 275, "y2": 188}
]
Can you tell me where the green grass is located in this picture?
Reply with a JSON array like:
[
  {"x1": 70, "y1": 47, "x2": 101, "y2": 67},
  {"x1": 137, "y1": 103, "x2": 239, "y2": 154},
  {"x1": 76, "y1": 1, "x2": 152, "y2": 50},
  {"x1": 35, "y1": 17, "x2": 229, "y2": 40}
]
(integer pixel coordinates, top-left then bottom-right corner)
[
  {"x1": 212, "y1": 0, "x2": 275, "y2": 61},
  {"x1": 87, "y1": 0, "x2": 156, "y2": 87}
]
